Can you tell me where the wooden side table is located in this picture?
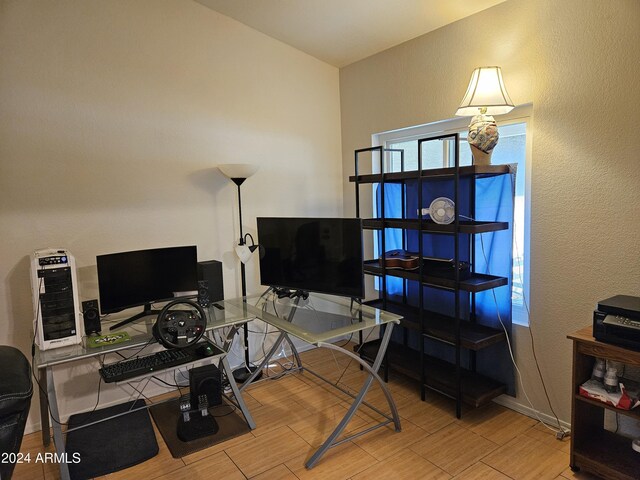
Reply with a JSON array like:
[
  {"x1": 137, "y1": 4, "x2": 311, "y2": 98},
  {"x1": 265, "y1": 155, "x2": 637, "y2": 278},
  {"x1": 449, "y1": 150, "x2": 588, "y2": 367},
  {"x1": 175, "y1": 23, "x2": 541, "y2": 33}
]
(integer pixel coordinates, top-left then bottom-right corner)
[{"x1": 567, "y1": 327, "x2": 640, "y2": 479}]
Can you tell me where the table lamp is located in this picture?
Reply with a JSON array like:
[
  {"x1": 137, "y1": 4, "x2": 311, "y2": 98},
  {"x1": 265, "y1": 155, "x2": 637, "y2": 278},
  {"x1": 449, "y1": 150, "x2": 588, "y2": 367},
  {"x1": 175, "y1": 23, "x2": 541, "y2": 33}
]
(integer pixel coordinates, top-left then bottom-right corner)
[
  {"x1": 218, "y1": 163, "x2": 262, "y2": 383},
  {"x1": 455, "y1": 66, "x2": 514, "y2": 165}
]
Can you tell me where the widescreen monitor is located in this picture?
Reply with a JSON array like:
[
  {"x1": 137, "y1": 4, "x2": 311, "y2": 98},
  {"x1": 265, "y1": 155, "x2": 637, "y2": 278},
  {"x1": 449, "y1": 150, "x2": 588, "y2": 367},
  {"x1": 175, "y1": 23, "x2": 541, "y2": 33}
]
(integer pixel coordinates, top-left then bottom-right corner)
[
  {"x1": 257, "y1": 217, "x2": 364, "y2": 299},
  {"x1": 97, "y1": 245, "x2": 198, "y2": 316}
]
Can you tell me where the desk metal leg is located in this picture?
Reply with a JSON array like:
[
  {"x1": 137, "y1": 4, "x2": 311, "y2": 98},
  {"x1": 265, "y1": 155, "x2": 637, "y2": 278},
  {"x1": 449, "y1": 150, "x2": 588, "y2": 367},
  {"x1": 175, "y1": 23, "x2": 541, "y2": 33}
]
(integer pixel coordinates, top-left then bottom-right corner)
[
  {"x1": 204, "y1": 329, "x2": 256, "y2": 430},
  {"x1": 239, "y1": 331, "x2": 286, "y2": 391},
  {"x1": 288, "y1": 336, "x2": 302, "y2": 368},
  {"x1": 221, "y1": 355, "x2": 256, "y2": 429},
  {"x1": 306, "y1": 323, "x2": 399, "y2": 468},
  {"x1": 39, "y1": 367, "x2": 50, "y2": 447},
  {"x1": 220, "y1": 325, "x2": 239, "y2": 352},
  {"x1": 46, "y1": 367, "x2": 70, "y2": 480},
  {"x1": 238, "y1": 331, "x2": 301, "y2": 392},
  {"x1": 317, "y1": 340, "x2": 400, "y2": 430}
]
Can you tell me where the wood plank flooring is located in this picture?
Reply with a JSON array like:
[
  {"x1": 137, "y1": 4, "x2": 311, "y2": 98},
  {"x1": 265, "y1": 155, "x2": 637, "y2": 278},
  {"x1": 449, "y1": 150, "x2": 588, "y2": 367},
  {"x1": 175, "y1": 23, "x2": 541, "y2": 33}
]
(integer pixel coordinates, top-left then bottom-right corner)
[{"x1": 14, "y1": 345, "x2": 586, "y2": 480}]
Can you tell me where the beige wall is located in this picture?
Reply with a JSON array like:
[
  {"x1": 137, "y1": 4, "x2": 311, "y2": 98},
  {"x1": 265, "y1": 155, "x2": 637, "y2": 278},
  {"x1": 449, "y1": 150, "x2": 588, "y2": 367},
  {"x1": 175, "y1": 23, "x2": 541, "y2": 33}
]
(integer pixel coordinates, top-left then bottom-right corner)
[
  {"x1": 2, "y1": 0, "x2": 639, "y2": 437},
  {"x1": 340, "y1": 0, "x2": 640, "y2": 423},
  {"x1": 0, "y1": 0, "x2": 342, "y2": 432}
]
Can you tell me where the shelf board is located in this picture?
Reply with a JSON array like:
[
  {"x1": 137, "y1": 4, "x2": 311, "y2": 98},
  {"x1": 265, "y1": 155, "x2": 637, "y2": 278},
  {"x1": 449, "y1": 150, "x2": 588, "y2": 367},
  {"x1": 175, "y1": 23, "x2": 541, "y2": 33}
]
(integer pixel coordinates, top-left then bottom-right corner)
[
  {"x1": 574, "y1": 394, "x2": 640, "y2": 421},
  {"x1": 363, "y1": 299, "x2": 506, "y2": 350},
  {"x1": 572, "y1": 429, "x2": 640, "y2": 480},
  {"x1": 364, "y1": 262, "x2": 508, "y2": 293},
  {"x1": 359, "y1": 339, "x2": 506, "y2": 408},
  {"x1": 362, "y1": 218, "x2": 509, "y2": 234},
  {"x1": 349, "y1": 164, "x2": 511, "y2": 184}
]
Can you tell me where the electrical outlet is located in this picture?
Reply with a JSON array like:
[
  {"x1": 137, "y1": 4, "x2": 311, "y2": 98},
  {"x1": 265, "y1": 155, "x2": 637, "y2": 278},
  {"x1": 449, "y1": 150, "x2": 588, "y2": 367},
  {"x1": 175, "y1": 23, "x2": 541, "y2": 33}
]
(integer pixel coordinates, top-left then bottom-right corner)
[{"x1": 330, "y1": 320, "x2": 338, "y2": 329}]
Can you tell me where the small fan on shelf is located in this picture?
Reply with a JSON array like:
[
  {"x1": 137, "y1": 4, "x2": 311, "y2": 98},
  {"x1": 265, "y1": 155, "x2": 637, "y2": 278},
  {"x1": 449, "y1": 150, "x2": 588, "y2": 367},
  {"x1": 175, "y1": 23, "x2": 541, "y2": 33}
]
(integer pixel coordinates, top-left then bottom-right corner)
[{"x1": 419, "y1": 197, "x2": 456, "y2": 224}]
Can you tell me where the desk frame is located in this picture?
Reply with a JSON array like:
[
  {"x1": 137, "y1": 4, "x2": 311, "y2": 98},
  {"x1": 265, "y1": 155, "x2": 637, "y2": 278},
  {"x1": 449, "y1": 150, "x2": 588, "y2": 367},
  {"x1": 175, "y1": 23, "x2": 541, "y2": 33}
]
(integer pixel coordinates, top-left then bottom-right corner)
[
  {"x1": 37, "y1": 294, "x2": 402, "y2": 476},
  {"x1": 233, "y1": 293, "x2": 402, "y2": 468},
  {"x1": 37, "y1": 328, "x2": 255, "y2": 480}
]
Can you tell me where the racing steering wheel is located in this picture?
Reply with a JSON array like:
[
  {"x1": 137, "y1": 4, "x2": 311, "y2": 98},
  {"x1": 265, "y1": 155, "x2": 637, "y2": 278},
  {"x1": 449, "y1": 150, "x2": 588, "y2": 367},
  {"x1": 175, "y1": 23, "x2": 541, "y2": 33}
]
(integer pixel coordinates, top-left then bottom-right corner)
[{"x1": 152, "y1": 299, "x2": 206, "y2": 349}]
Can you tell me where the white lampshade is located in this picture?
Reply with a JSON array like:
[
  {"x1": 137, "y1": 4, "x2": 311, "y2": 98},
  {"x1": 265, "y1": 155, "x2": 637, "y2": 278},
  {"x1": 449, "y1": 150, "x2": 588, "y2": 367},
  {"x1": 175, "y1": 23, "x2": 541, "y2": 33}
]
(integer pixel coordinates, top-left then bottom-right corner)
[
  {"x1": 218, "y1": 163, "x2": 259, "y2": 180},
  {"x1": 235, "y1": 244, "x2": 258, "y2": 264},
  {"x1": 455, "y1": 66, "x2": 514, "y2": 117}
]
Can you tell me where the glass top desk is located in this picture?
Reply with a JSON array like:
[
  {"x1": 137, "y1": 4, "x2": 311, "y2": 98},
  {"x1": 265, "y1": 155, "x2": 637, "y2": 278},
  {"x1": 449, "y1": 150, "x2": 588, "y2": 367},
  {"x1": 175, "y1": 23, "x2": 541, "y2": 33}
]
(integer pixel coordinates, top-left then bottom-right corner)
[
  {"x1": 35, "y1": 303, "x2": 256, "y2": 480},
  {"x1": 223, "y1": 292, "x2": 403, "y2": 468},
  {"x1": 36, "y1": 294, "x2": 402, "y2": 474}
]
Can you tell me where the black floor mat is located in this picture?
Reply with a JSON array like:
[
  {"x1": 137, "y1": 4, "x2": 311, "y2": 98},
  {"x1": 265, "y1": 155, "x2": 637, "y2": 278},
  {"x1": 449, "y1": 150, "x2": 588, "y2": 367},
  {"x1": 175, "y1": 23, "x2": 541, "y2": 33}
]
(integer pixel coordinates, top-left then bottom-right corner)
[
  {"x1": 150, "y1": 398, "x2": 250, "y2": 458},
  {"x1": 65, "y1": 399, "x2": 158, "y2": 480}
]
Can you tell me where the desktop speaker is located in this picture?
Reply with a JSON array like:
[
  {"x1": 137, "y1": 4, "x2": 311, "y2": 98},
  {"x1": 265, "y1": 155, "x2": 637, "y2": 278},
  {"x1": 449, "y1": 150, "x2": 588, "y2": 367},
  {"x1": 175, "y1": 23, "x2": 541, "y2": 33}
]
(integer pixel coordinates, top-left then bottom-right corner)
[
  {"x1": 197, "y1": 280, "x2": 210, "y2": 308},
  {"x1": 82, "y1": 299, "x2": 101, "y2": 335},
  {"x1": 189, "y1": 363, "x2": 222, "y2": 407},
  {"x1": 197, "y1": 260, "x2": 224, "y2": 304}
]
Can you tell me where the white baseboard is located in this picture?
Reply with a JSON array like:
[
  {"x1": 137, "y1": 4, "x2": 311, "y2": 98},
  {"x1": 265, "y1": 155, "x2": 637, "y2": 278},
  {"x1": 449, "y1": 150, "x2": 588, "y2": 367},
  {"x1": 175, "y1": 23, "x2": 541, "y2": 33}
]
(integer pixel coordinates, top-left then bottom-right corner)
[{"x1": 493, "y1": 394, "x2": 571, "y2": 432}]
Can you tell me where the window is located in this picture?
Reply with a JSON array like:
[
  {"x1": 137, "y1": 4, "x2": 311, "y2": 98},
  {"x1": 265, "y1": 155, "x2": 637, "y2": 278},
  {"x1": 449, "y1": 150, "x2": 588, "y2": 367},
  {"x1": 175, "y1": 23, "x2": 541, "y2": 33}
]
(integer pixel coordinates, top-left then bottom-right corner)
[{"x1": 373, "y1": 106, "x2": 532, "y2": 325}]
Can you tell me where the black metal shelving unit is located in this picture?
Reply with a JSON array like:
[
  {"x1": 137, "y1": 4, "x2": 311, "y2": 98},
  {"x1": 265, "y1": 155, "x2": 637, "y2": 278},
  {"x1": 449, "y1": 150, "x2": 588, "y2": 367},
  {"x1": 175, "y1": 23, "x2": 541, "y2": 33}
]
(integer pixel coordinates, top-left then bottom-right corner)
[{"x1": 352, "y1": 135, "x2": 512, "y2": 418}]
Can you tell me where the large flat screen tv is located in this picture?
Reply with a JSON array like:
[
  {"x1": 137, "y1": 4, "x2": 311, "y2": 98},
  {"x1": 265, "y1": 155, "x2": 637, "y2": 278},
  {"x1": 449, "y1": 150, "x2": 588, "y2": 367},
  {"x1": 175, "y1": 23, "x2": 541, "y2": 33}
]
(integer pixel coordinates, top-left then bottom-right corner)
[
  {"x1": 97, "y1": 245, "x2": 198, "y2": 329},
  {"x1": 257, "y1": 217, "x2": 364, "y2": 299}
]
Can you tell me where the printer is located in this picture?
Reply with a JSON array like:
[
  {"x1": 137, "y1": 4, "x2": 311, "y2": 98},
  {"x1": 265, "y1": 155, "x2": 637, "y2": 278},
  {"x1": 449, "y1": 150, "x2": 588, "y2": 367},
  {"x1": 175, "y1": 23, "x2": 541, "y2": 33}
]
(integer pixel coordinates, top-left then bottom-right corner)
[{"x1": 593, "y1": 295, "x2": 640, "y2": 351}]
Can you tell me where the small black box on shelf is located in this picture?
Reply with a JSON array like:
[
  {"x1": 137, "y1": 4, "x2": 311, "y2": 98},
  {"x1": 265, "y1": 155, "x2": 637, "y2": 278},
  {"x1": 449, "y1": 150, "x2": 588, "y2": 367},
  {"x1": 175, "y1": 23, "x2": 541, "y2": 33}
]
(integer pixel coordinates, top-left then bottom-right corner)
[{"x1": 197, "y1": 260, "x2": 224, "y2": 304}]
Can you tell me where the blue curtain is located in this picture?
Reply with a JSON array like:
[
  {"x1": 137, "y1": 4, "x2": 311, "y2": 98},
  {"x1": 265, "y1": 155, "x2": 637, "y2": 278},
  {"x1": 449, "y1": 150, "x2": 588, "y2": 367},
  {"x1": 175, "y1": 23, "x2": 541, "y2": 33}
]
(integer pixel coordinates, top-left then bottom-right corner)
[
  {"x1": 472, "y1": 169, "x2": 516, "y2": 394},
  {"x1": 375, "y1": 168, "x2": 516, "y2": 395},
  {"x1": 376, "y1": 183, "x2": 403, "y2": 295}
]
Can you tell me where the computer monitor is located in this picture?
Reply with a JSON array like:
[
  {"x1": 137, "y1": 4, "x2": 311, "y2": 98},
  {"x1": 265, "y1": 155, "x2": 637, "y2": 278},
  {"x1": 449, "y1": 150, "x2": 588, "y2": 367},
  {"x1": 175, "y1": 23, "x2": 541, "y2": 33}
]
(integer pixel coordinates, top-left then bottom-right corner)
[
  {"x1": 257, "y1": 217, "x2": 364, "y2": 299},
  {"x1": 97, "y1": 245, "x2": 198, "y2": 330}
]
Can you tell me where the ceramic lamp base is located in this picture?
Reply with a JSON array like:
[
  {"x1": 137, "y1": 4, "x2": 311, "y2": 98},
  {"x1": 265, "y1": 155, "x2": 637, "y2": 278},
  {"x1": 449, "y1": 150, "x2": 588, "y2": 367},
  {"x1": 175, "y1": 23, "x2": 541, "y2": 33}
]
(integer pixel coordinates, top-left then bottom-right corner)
[
  {"x1": 470, "y1": 145, "x2": 493, "y2": 165},
  {"x1": 468, "y1": 114, "x2": 499, "y2": 165}
]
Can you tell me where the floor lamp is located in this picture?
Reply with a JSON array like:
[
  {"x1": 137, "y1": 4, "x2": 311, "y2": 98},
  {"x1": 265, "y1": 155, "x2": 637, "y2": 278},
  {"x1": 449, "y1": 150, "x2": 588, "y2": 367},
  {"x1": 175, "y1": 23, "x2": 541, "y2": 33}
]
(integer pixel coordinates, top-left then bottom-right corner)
[{"x1": 218, "y1": 163, "x2": 262, "y2": 383}]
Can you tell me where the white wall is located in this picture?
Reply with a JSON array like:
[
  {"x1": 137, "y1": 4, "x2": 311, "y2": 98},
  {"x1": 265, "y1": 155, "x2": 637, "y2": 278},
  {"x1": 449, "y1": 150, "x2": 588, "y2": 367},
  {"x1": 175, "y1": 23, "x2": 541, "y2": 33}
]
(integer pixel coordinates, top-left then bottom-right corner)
[
  {"x1": 340, "y1": 0, "x2": 640, "y2": 424},
  {"x1": 0, "y1": 0, "x2": 342, "y2": 432}
]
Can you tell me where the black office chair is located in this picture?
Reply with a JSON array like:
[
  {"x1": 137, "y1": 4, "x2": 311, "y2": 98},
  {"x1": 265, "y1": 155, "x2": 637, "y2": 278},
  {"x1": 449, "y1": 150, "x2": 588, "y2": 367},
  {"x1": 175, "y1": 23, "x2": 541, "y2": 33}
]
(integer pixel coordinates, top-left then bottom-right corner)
[{"x1": 0, "y1": 346, "x2": 33, "y2": 480}]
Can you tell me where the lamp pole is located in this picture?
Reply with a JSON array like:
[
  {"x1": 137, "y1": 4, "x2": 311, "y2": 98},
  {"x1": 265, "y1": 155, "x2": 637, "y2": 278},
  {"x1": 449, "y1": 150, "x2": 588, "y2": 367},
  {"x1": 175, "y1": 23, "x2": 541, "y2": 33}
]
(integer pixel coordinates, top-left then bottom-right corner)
[
  {"x1": 236, "y1": 181, "x2": 247, "y2": 298},
  {"x1": 231, "y1": 178, "x2": 252, "y2": 379}
]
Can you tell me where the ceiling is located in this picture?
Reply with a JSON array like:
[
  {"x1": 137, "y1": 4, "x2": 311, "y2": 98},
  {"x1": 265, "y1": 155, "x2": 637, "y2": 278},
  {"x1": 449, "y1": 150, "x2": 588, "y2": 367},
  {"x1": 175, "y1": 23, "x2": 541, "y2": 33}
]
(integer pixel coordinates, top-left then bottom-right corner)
[{"x1": 195, "y1": 0, "x2": 508, "y2": 67}]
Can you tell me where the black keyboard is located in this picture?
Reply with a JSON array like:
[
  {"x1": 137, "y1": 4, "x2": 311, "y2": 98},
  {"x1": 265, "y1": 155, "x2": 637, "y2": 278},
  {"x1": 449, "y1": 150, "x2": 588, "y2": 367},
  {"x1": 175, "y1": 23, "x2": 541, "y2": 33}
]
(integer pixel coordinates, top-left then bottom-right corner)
[{"x1": 99, "y1": 341, "x2": 218, "y2": 383}]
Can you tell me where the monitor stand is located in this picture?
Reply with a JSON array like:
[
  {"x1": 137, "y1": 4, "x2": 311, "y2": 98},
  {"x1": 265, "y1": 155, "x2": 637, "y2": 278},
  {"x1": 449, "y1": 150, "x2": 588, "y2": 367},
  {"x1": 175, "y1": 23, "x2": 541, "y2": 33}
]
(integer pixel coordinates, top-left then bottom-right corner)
[{"x1": 109, "y1": 303, "x2": 161, "y2": 331}]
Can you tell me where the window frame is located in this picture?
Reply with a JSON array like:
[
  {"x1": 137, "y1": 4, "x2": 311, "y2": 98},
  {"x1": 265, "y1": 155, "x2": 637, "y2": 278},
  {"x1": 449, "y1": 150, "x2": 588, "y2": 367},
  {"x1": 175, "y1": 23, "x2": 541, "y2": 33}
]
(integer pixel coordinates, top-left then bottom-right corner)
[{"x1": 371, "y1": 104, "x2": 532, "y2": 326}]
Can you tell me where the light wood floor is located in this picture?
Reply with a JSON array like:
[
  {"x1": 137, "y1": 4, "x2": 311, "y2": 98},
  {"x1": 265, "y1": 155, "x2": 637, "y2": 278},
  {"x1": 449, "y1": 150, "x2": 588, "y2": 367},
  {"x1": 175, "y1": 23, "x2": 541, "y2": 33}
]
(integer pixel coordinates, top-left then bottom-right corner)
[{"x1": 16, "y1": 346, "x2": 596, "y2": 480}]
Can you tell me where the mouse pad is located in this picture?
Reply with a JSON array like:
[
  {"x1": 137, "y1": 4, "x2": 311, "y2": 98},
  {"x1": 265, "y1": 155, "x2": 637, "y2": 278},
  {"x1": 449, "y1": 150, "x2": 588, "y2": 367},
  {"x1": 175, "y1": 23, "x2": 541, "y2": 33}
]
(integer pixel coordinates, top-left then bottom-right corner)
[
  {"x1": 87, "y1": 331, "x2": 131, "y2": 348},
  {"x1": 66, "y1": 399, "x2": 158, "y2": 479}
]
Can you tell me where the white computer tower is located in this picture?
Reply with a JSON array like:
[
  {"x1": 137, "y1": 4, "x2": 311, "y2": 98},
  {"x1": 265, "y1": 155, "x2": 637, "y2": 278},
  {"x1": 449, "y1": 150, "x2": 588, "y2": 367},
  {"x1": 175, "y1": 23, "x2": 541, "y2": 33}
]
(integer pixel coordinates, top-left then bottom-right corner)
[{"x1": 31, "y1": 248, "x2": 83, "y2": 350}]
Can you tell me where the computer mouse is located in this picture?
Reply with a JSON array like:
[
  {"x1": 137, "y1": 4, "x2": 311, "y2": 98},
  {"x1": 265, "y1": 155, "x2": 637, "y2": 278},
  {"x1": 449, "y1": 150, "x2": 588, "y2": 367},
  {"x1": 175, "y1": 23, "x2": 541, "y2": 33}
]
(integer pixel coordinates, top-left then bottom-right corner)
[{"x1": 197, "y1": 343, "x2": 215, "y2": 357}]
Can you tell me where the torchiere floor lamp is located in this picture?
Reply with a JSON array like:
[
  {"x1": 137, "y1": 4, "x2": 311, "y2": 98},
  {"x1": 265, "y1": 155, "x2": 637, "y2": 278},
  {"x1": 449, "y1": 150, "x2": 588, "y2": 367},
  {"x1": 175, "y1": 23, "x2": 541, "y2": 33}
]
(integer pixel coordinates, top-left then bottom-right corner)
[{"x1": 218, "y1": 163, "x2": 262, "y2": 383}]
